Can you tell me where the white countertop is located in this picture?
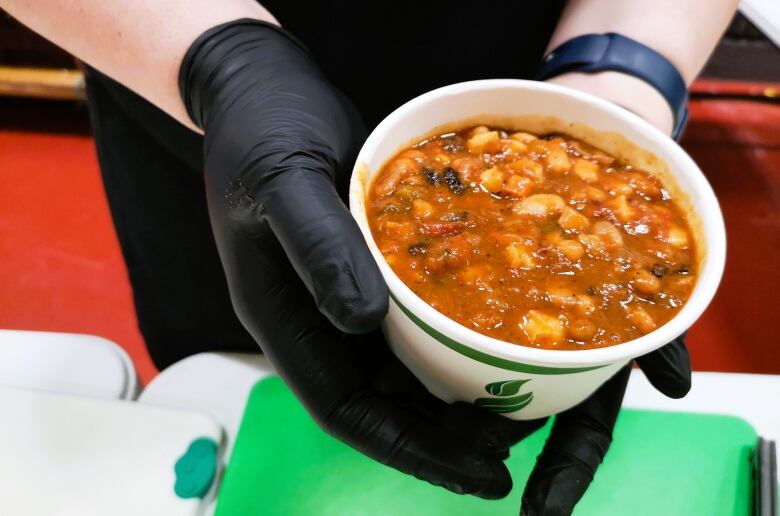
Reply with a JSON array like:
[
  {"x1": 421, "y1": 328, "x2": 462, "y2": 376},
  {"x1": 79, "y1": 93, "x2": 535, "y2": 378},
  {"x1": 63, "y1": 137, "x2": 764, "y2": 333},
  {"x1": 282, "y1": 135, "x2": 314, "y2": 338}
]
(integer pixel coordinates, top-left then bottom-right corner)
[{"x1": 625, "y1": 369, "x2": 780, "y2": 444}]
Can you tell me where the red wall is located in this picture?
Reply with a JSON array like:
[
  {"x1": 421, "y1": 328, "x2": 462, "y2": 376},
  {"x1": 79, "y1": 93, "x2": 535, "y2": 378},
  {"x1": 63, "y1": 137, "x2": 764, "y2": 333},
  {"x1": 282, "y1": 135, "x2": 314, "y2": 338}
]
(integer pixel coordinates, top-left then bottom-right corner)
[{"x1": 680, "y1": 86, "x2": 780, "y2": 373}]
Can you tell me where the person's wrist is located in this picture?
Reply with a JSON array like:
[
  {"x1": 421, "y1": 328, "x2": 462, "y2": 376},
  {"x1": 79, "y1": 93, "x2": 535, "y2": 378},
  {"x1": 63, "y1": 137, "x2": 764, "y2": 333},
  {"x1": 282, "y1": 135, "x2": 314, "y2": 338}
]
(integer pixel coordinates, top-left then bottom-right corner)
[{"x1": 545, "y1": 71, "x2": 675, "y2": 136}]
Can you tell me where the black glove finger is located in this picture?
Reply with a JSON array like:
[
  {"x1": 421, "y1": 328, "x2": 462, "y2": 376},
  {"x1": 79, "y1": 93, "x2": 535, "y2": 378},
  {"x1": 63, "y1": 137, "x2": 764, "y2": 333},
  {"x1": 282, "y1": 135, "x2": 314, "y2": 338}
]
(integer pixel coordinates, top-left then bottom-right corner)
[
  {"x1": 207, "y1": 202, "x2": 511, "y2": 499},
  {"x1": 181, "y1": 20, "x2": 387, "y2": 336},
  {"x1": 205, "y1": 192, "x2": 373, "y2": 404},
  {"x1": 438, "y1": 402, "x2": 548, "y2": 457},
  {"x1": 635, "y1": 332, "x2": 691, "y2": 399},
  {"x1": 263, "y1": 170, "x2": 389, "y2": 335},
  {"x1": 367, "y1": 354, "x2": 544, "y2": 461},
  {"x1": 363, "y1": 344, "x2": 546, "y2": 458},
  {"x1": 350, "y1": 334, "x2": 448, "y2": 424},
  {"x1": 328, "y1": 388, "x2": 515, "y2": 499},
  {"x1": 521, "y1": 365, "x2": 631, "y2": 516},
  {"x1": 371, "y1": 349, "x2": 428, "y2": 396}
]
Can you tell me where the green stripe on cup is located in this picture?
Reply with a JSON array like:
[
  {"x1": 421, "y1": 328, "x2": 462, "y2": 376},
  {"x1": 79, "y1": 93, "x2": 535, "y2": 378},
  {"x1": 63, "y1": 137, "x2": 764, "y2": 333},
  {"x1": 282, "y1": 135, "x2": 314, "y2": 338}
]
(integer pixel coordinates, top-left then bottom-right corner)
[{"x1": 389, "y1": 293, "x2": 606, "y2": 375}]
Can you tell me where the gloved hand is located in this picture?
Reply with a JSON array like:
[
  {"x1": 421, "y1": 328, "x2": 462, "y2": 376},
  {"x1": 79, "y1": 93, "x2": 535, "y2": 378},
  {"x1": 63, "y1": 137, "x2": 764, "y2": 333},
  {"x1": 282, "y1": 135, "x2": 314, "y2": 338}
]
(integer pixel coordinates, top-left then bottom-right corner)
[
  {"x1": 178, "y1": 18, "x2": 547, "y2": 498},
  {"x1": 520, "y1": 334, "x2": 691, "y2": 515},
  {"x1": 179, "y1": 18, "x2": 693, "y2": 512}
]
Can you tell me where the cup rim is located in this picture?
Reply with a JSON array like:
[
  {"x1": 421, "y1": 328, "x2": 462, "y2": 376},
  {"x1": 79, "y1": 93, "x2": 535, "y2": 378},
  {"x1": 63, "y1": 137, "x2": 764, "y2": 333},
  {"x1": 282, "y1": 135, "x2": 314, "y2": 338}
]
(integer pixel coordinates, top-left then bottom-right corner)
[{"x1": 349, "y1": 79, "x2": 726, "y2": 368}]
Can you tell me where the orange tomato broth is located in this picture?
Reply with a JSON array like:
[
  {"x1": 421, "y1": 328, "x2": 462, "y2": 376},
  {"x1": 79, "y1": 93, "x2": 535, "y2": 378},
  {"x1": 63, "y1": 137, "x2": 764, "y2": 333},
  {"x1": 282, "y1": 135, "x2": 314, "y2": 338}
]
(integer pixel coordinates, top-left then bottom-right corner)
[{"x1": 367, "y1": 125, "x2": 697, "y2": 350}]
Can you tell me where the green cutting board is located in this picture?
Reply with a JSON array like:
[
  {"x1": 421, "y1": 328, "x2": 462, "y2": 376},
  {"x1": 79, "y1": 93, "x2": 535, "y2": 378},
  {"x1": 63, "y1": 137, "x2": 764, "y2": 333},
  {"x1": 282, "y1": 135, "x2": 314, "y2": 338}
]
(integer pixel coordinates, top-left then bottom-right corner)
[{"x1": 215, "y1": 377, "x2": 755, "y2": 516}]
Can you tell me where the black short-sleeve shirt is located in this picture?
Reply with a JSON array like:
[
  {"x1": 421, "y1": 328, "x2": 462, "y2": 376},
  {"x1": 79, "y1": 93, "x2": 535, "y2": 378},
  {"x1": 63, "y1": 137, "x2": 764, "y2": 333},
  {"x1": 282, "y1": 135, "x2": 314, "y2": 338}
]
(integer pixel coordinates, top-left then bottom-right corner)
[{"x1": 260, "y1": 1, "x2": 565, "y2": 128}]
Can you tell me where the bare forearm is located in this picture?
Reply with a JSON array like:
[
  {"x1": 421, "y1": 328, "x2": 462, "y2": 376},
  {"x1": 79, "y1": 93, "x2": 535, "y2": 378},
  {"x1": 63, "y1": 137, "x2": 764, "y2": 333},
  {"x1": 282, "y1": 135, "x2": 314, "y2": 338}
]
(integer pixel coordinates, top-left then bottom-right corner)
[
  {"x1": 549, "y1": 0, "x2": 737, "y2": 83},
  {"x1": 546, "y1": 0, "x2": 737, "y2": 134},
  {"x1": 1, "y1": 0, "x2": 278, "y2": 131}
]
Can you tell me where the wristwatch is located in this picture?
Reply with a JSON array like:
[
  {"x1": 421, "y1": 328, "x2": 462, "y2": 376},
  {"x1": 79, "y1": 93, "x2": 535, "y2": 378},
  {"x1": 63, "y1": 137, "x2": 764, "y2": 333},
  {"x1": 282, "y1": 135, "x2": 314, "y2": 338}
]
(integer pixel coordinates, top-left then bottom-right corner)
[{"x1": 536, "y1": 33, "x2": 689, "y2": 140}]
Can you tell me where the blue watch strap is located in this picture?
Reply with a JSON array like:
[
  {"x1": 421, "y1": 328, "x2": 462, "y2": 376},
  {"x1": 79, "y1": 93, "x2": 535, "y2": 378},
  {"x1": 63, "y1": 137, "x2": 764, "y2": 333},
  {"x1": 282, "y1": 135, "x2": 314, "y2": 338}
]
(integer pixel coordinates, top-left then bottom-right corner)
[{"x1": 536, "y1": 33, "x2": 689, "y2": 140}]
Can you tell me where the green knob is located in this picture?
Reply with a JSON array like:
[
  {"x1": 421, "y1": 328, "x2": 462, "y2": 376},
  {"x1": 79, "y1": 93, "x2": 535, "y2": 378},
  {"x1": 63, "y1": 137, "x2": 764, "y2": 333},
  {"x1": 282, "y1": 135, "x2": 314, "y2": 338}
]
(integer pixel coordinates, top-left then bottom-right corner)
[{"x1": 174, "y1": 437, "x2": 218, "y2": 499}]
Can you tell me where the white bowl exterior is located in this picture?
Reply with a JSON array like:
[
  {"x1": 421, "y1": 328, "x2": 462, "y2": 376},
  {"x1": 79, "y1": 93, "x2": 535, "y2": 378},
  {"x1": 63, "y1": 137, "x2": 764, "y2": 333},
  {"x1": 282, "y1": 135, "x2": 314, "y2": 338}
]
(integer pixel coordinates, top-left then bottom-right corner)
[
  {"x1": 384, "y1": 298, "x2": 628, "y2": 420},
  {"x1": 350, "y1": 80, "x2": 726, "y2": 419}
]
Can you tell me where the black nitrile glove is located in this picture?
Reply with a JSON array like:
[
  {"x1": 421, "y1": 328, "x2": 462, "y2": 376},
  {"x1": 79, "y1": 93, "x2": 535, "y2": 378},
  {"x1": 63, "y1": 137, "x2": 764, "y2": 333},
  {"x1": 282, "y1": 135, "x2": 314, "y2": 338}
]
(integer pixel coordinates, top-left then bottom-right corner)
[
  {"x1": 179, "y1": 19, "x2": 547, "y2": 498},
  {"x1": 520, "y1": 334, "x2": 691, "y2": 516},
  {"x1": 179, "y1": 18, "x2": 693, "y2": 511}
]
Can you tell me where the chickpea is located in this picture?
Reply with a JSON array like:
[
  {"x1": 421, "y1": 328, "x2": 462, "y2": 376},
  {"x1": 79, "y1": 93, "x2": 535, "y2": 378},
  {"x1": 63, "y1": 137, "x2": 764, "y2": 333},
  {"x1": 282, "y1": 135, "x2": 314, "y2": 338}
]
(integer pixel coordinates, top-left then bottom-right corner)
[
  {"x1": 575, "y1": 295, "x2": 596, "y2": 315},
  {"x1": 625, "y1": 171, "x2": 663, "y2": 199},
  {"x1": 569, "y1": 319, "x2": 597, "y2": 341},
  {"x1": 502, "y1": 174, "x2": 534, "y2": 198},
  {"x1": 673, "y1": 276, "x2": 695, "y2": 290},
  {"x1": 483, "y1": 138, "x2": 507, "y2": 154},
  {"x1": 513, "y1": 194, "x2": 566, "y2": 219},
  {"x1": 666, "y1": 226, "x2": 689, "y2": 248},
  {"x1": 400, "y1": 173, "x2": 426, "y2": 186},
  {"x1": 546, "y1": 286, "x2": 574, "y2": 306},
  {"x1": 558, "y1": 207, "x2": 590, "y2": 231},
  {"x1": 497, "y1": 221, "x2": 541, "y2": 241},
  {"x1": 608, "y1": 195, "x2": 635, "y2": 223},
  {"x1": 451, "y1": 157, "x2": 487, "y2": 183},
  {"x1": 479, "y1": 167, "x2": 505, "y2": 193},
  {"x1": 577, "y1": 234, "x2": 609, "y2": 258},
  {"x1": 591, "y1": 221, "x2": 624, "y2": 248},
  {"x1": 557, "y1": 239, "x2": 585, "y2": 261},
  {"x1": 585, "y1": 186, "x2": 608, "y2": 202},
  {"x1": 510, "y1": 131, "x2": 538, "y2": 143},
  {"x1": 459, "y1": 265, "x2": 488, "y2": 285},
  {"x1": 572, "y1": 158, "x2": 600, "y2": 182},
  {"x1": 508, "y1": 158, "x2": 545, "y2": 182},
  {"x1": 591, "y1": 151, "x2": 615, "y2": 166},
  {"x1": 528, "y1": 139, "x2": 551, "y2": 155},
  {"x1": 374, "y1": 158, "x2": 419, "y2": 197},
  {"x1": 627, "y1": 305, "x2": 656, "y2": 333},
  {"x1": 631, "y1": 268, "x2": 661, "y2": 294},
  {"x1": 604, "y1": 178, "x2": 634, "y2": 197},
  {"x1": 399, "y1": 149, "x2": 427, "y2": 164},
  {"x1": 543, "y1": 231, "x2": 564, "y2": 245},
  {"x1": 381, "y1": 221, "x2": 416, "y2": 239},
  {"x1": 388, "y1": 158, "x2": 419, "y2": 177},
  {"x1": 504, "y1": 139, "x2": 528, "y2": 155},
  {"x1": 522, "y1": 310, "x2": 565, "y2": 346},
  {"x1": 545, "y1": 146, "x2": 571, "y2": 174},
  {"x1": 504, "y1": 242, "x2": 536, "y2": 268},
  {"x1": 412, "y1": 198, "x2": 434, "y2": 220},
  {"x1": 571, "y1": 185, "x2": 608, "y2": 205},
  {"x1": 466, "y1": 131, "x2": 500, "y2": 153},
  {"x1": 546, "y1": 286, "x2": 595, "y2": 315}
]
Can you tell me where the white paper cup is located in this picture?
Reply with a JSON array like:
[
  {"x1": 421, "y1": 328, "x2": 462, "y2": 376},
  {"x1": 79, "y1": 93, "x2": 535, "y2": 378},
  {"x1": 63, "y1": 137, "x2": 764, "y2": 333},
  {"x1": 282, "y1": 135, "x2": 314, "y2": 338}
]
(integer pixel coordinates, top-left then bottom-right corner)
[{"x1": 349, "y1": 80, "x2": 726, "y2": 420}]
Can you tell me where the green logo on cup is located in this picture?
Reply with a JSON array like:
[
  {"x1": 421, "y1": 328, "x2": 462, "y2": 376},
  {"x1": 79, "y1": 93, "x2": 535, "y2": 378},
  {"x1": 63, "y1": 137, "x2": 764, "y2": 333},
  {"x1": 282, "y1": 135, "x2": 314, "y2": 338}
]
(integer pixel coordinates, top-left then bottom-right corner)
[{"x1": 475, "y1": 379, "x2": 534, "y2": 413}]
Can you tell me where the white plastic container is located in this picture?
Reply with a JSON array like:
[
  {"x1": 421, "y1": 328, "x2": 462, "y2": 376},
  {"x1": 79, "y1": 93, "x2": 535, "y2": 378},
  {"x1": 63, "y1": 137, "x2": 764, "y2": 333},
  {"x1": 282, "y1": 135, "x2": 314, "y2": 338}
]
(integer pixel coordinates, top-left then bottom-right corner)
[{"x1": 349, "y1": 80, "x2": 726, "y2": 420}]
